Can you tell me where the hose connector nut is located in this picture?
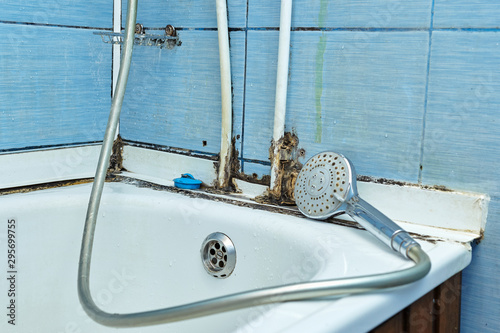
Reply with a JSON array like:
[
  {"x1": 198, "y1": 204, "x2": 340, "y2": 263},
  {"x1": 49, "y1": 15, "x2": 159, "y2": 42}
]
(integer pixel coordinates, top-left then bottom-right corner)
[
  {"x1": 165, "y1": 24, "x2": 176, "y2": 37},
  {"x1": 135, "y1": 23, "x2": 144, "y2": 34}
]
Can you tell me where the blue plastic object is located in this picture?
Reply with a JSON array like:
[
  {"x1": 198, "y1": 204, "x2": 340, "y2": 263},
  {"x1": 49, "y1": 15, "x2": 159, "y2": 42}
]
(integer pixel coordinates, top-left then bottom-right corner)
[{"x1": 173, "y1": 173, "x2": 202, "y2": 189}]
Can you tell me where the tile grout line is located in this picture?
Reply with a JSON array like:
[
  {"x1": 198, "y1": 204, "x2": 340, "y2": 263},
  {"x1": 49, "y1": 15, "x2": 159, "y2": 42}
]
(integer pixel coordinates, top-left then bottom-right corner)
[
  {"x1": 418, "y1": 0, "x2": 436, "y2": 185},
  {"x1": 0, "y1": 20, "x2": 111, "y2": 30}
]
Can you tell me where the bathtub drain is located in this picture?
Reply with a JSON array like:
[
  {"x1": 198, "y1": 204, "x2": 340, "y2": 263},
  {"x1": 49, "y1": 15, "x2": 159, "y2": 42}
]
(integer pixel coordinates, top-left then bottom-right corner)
[{"x1": 201, "y1": 232, "x2": 236, "y2": 278}]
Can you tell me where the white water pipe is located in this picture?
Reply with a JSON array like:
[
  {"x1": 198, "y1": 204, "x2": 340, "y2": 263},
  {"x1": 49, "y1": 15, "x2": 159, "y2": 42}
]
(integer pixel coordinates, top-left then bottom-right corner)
[
  {"x1": 270, "y1": 0, "x2": 293, "y2": 192},
  {"x1": 216, "y1": 0, "x2": 233, "y2": 188},
  {"x1": 111, "y1": 0, "x2": 121, "y2": 137}
]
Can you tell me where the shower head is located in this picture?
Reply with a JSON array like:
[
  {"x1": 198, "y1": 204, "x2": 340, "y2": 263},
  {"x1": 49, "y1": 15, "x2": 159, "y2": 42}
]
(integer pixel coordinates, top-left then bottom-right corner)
[
  {"x1": 294, "y1": 151, "x2": 358, "y2": 219},
  {"x1": 294, "y1": 152, "x2": 418, "y2": 259}
]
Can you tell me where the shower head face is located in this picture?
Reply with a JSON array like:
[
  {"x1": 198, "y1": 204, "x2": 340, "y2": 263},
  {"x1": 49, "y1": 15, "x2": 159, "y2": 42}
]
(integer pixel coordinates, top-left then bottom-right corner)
[{"x1": 294, "y1": 152, "x2": 355, "y2": 219}]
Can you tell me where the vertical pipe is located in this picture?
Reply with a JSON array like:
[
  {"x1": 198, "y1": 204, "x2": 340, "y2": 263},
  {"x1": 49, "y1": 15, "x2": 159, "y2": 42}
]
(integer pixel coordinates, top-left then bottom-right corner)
[
  {"x1": 112, "y1": 0, "x2": 122, "y2": 94},
  {"x1": 112, "y1": 0, "x2": 122, "y2": 136},
  {"x1": 270, "y1": 0, "x2": 292, "y2": 192},
  {"x1": 216, "y1": 0, "x2": 233, "y2": 188}
]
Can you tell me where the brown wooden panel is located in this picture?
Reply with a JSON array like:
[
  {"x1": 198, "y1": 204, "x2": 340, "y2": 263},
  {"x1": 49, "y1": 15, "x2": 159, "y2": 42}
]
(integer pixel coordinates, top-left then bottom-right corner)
[
  {"x1": 370, "y1": 273, "x2": 462, "y2": 333},
  {"x1": 405, "y1": 290, "x2": 436, "y2": 333},
  {"x1": 435, "y1": 273, "x2": 462, "y2": 332},
  {"x1": 371, "y1": 311, "x2": 405, "y2": 333}
]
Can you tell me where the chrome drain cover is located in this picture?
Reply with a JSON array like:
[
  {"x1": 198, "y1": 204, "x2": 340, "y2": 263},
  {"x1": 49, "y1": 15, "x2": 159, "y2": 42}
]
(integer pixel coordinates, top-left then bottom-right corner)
[
  {"x1": 200, "y1": 232, "x2": 236, "y2": 279},
  {"x1": 294, "y1": 152, "x2": 351, "y2": 219}
]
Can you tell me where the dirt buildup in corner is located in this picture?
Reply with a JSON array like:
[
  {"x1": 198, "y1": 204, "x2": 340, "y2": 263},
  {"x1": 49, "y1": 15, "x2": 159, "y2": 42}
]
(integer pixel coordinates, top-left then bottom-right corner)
[
  {"x1": 230, "y1": 138, "x2": 271, "y2": 186},
  {"x1": 108, "y1": 135, "x2": 125, "y2": 175},
  {"x1": 209, "y1": 137, "x2": 239, "y2": 193},
  {"x1": 0, "y1": 178, "x2": 94, "y2": 196},
  {"x1": 255, "y1": 132, "x2": 303, "y2": 206},
  {"x1": 212, "y1": 136, "x2": 273, "y2": 194},
  {"x1": 233, "y1": 172, "x2": 271, "y2": 186}
]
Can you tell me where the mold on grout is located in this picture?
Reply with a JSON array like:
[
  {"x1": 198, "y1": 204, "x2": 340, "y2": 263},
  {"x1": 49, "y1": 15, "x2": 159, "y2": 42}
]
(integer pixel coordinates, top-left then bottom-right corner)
[
  {"x1": 123, "y1": 140, "x2": 219, "y2": 161},
  {"x1": 108, "y1": 135, "x2": 126, "y2": 174},
  {"x1": 232, "y1": 172, "x2": 270, "y2": 186},
  {"x1": 357, "y1": 175, "x2": 454, "y2": 192},
  {"x1": 230, "y1": 139, "x2": 271, "y2": 186},
  {"x1": 0, "y1": 178, "x2": 94, "y2": 196},
  {"x1": 257, "y1": 132, "x2": 303, "y2": 206},
  {"x1": 108, "y1": 175, "x2": 456, "y2": 245},
  {"x1": 109, "y1": 174, "x2": 365, "y2": 230},
  {"x1": 210, "y1": 136, "x2": 239, "y2": 192}
]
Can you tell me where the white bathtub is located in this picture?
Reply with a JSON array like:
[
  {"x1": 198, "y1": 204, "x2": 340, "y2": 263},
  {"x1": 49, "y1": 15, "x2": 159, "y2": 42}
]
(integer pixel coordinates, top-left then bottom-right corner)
[{"x1": 0, "y1": 180, "x2": 470, "y2": 332}]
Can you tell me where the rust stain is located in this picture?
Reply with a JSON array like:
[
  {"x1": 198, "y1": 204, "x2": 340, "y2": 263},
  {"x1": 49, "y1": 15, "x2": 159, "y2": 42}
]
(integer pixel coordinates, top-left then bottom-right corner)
[
  {"x1": 217, "y1": 144, "x2": 233, "y2": 190},
  {"x1": 212, "y1": 136, "x2": 239, "y2": 192},
  {"x1": 108, "y1": 135, "x2": 125, "y2": 174},
  {"x1": 256, "y1": 132, "x2": 303, "y2": 206}
]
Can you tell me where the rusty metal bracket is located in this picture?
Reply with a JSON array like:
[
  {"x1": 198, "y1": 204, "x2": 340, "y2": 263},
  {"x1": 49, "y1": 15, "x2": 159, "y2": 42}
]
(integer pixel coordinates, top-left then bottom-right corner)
[{"x1": 94, "y1": 25, "x2": 180, "y2": 49}]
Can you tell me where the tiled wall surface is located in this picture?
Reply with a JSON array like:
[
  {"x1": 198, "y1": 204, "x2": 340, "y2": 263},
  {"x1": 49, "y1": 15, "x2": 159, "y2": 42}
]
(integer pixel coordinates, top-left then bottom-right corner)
[
  {"x1": 1, "y1": 0, "x2": 500, "y2": 331},
  {"x1": 0, "y1": 1, "x2": 112, "y2": 152}
]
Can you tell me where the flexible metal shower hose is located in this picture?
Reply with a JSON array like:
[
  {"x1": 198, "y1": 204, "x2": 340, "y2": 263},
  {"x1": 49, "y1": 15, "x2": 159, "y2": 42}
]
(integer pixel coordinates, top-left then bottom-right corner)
[{"x1": 77, "y1": 0, "x2": 431, "y2": 327}]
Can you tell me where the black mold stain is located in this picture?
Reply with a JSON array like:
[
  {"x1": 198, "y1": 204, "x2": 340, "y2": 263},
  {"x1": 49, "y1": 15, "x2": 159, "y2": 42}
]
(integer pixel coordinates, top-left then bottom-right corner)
[
  {"x1": 109, "y1": 175, "x2": 361, "y2": 229},
  {"x1": 0, "y1": 178, "x2": 94, "y2": 196},
  {"x1": 357, "y1": 175, "x2": 453, "y2": 192},
  {"x1": 256, "y1": 132, "x2": 303, "y2": 206},
  {"x1": 124, "y1": 140, "x2": 218, "y2": 161},
  {"x1": 108, "y1": 135, "x2": 125, "y2": 174}
]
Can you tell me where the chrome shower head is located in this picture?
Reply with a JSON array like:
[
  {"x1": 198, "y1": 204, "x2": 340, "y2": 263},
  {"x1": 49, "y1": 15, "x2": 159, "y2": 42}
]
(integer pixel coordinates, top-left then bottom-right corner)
[
  {"x1": 294, "y1": 152, "x2": 357, "y2": 219},
  {"x1": 294, "y1": 152, "x2": 418, "y2": 259}
]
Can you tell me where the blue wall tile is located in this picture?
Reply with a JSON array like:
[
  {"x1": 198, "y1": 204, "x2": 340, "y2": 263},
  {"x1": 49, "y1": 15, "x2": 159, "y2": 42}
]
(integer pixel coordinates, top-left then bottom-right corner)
[
  {"x1": 249, "y1": 0, "x2": 431, "y2": 28},
  {"x1": 122, "y1": 0, "x2": 247, "y2": 28},
  {"x1": 244, "y1": 30, "x2": 428, "y2": 181},
  {"x1": 0, "y1": 24, "x2": 111, "y2": 151},
  {"x1": 241, "y1": 30, "x2": 278, "y2": 164},
  {"x1": 422, "y1": 31, "x2": 500, "y2": 196},
  {"x1": 420, "y1": 30, "x2": 500, "y2": 332},
  {"x1": 120, "y1": 31, "x2": 246, "y2": 154},
  {"x1": 0, "y1": 0, "x2": 112, "y2": 28},
  {"x1": 461, "y1": 197, "x2": 500, "y2": 332},
  {"x1": 434, "y1": 0, "x2": 500, "y2": 29}
]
